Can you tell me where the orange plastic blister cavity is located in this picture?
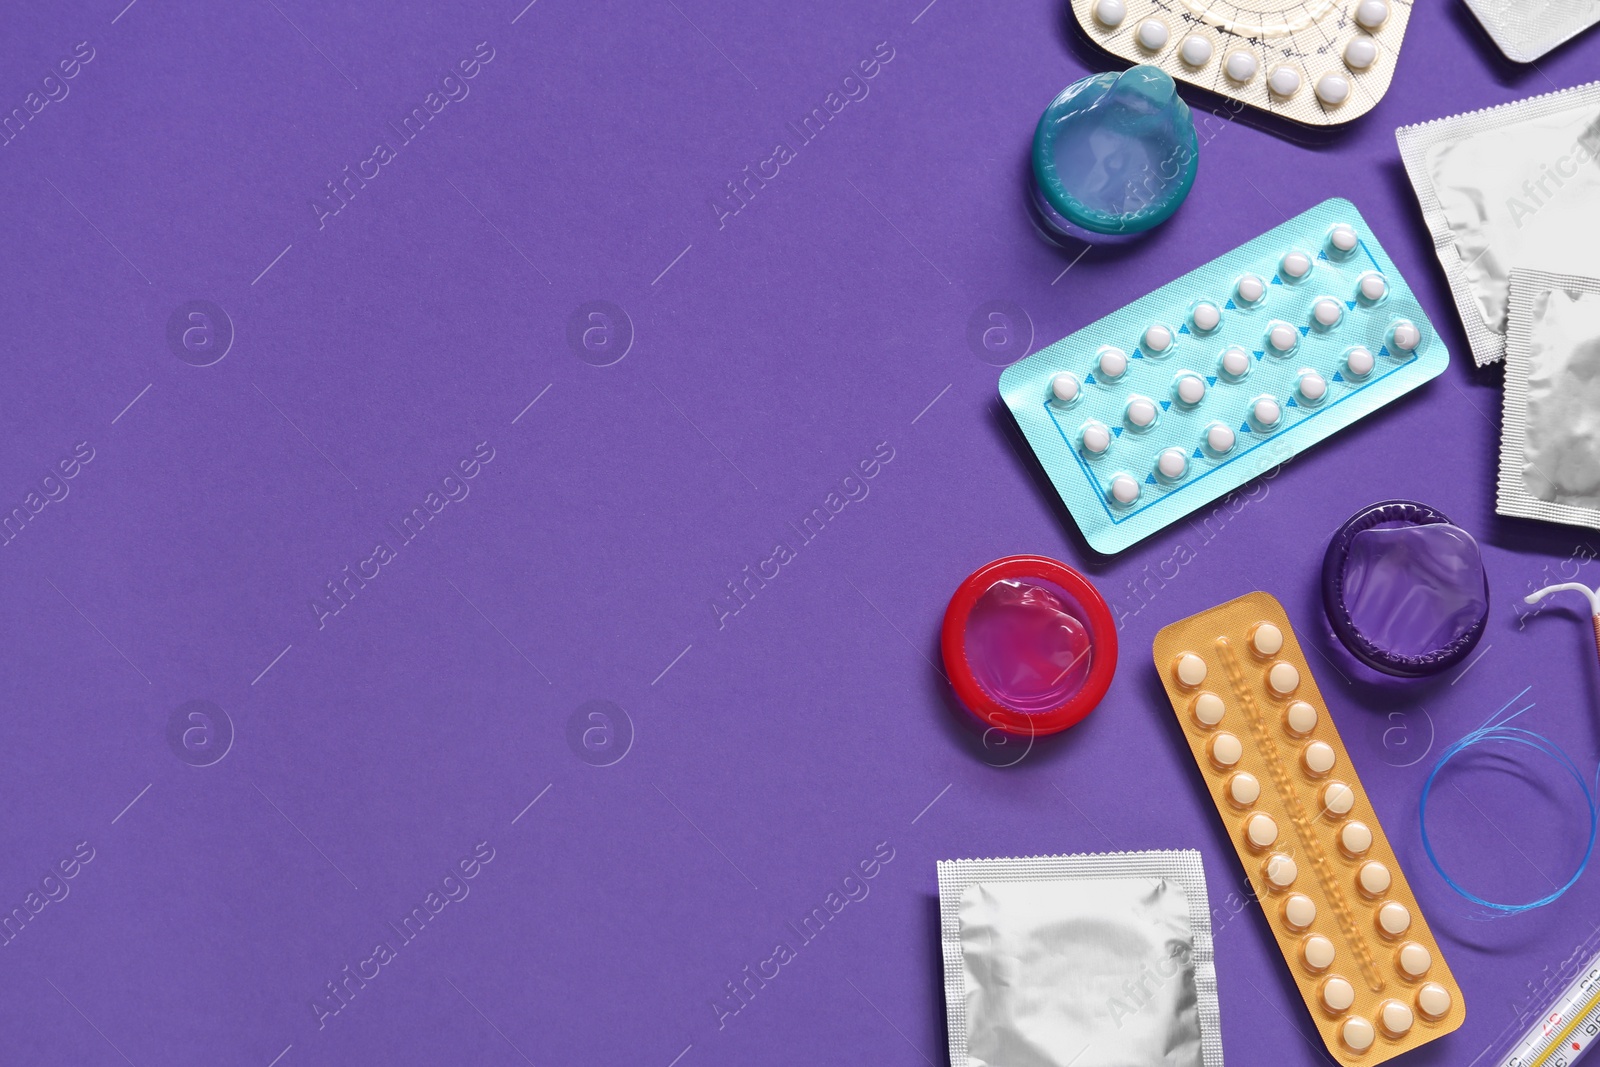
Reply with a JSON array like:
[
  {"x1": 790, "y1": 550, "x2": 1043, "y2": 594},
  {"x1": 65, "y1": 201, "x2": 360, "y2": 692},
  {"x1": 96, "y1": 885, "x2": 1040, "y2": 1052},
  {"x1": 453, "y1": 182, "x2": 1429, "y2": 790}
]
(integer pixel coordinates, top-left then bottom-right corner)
[{"x1": 1152, "y1": 591, "x2": 1464, "y2": 1065}]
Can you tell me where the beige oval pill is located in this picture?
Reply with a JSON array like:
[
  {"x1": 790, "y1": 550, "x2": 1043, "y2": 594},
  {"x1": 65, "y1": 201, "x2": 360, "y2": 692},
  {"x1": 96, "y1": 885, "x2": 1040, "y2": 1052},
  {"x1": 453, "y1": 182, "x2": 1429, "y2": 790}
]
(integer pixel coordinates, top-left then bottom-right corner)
[
  {"x1": 1264, "y1": 852, "x2": 1298, "y2": 889},
  {"x1": 1251, "y1": 622, "x2": 1284, "y2": 656},
  {"x1": 1343, "y1": 1014, "x2": 1376, "y2": 1051},
  {"x1": 1303, "y1": 934, "x2": 1335, "y2": 971},
  {"x1": 1192, "y1": 691, "x2": 1226, "y2": 727},
  {"x1": 1357, "y1": 861, "x2": 1391, "y2": 898},
  {"x1": 1284, "y1": 700, "x2": 1317, "y2": 735},
  {"x1": 1210, "y1": 732, "x2": 1243, "y2": 769},
  {"x1": 1323, "y1": 975, "x2": 1355, "y2": 1013},
  {"x1": 1283, "y1": 893, "x2": 1316, "y2": 930},
  {"x1": 1268, "y1": 661, "x2": 1300, "y2": 695},
  {"x1": 1304, "y1": 740, "x2": 1336, "y2": 777},
  {"x1": 1379, "y1": 999, "x2": 1413, "y2": 1037},
  {"x1": 1176, "y1": 652, "x2": 1208, "y2": 687},
  {"x1": 1340, "y1": 819, "x2": 1373, "y2": 857},
  {"x1": 1245, "y1": 812, "x2": 1278, "y2": 849},
  {"x1": 1378, "y1": 900, "x2": 1411, "y2": 938},
  {"x1": 1322, "y1": 781, "x2": 1354, "y2": 818},
  {"x1": 1397, "y1": 941, "x2": 1431, "y2": 979},
  {"x1": 1228, "y1": 772, "x2": 1261, "y2": 807},
  {"x1": 1416, "y1": 982, "x2": 1452, "y2": 1020}
]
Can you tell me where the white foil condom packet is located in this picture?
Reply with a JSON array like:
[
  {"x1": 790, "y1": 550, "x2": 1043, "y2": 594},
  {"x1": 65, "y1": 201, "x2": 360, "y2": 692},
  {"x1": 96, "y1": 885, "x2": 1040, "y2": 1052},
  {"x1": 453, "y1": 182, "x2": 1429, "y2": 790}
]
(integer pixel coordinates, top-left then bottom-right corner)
[
  {"x1": 1463, "y1": 0, "x2": 1600, "y2": 63},
  {"x1": 1396, "y1": 81, "x2": 1600, "y2": 367},
  {"x1": 1498, "y1": 269, "x2": 1600, "y2": 529},
  {"x1": 937, "y1": 850, "x2": 1223, "y2": 1067}
]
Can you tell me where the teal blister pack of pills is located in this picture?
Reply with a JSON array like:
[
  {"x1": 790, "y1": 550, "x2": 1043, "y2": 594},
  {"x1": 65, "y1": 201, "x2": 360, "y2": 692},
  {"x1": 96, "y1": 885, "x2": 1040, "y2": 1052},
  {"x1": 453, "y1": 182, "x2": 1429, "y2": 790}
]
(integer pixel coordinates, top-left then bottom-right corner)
[{"x1": 1001, "y1": 198, "x2": 1449, "y2": 555}]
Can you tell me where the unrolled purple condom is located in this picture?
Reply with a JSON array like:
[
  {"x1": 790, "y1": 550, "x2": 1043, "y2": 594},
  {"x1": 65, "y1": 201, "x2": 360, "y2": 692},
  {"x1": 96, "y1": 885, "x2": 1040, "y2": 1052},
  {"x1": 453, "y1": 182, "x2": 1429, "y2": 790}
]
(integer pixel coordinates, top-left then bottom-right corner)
[{"x1": 1322, "y1": 500, "x2": 1489, "y2": 677}]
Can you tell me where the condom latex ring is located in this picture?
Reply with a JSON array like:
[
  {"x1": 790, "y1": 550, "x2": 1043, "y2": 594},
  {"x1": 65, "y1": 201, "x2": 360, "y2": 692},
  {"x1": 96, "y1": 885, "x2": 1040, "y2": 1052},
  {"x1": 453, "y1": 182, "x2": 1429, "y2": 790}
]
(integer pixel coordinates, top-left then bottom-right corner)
[
  {"x1": 941, "y1": 556, "x2": 1118, "y2": 737},
  {"x1": 1030, "y1": 65, "x2": 1198, "y2": 238},
  {"x1": 1322, "y1": 500, "x2": 1489, "y2": 677}
]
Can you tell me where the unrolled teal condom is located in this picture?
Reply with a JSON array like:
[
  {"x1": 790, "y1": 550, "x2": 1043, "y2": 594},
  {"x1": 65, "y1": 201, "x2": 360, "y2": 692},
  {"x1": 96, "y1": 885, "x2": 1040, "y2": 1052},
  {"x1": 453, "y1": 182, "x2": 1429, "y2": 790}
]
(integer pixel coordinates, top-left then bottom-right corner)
[{"x1": 1030, "y1": 65, "x2": 1199, "y2": 237}]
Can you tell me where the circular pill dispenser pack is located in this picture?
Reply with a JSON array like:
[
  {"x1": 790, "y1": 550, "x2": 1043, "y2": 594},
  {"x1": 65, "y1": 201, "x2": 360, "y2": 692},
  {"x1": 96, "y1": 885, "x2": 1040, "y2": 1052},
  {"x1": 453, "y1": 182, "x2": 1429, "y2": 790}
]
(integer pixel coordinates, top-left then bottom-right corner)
[
  {"x1": 1070, "y1": 0, "x2": 1413, "y2": 126},
  {"x1": 1321, "y1": 500, "x2": 1489, "y2": 677},
  {"x1": 940, "y1": 556, "x2": 1118, "y2": 738},
  {"x1": 1151, "y1": 591, "x2": 1466, "y2": 1066}
]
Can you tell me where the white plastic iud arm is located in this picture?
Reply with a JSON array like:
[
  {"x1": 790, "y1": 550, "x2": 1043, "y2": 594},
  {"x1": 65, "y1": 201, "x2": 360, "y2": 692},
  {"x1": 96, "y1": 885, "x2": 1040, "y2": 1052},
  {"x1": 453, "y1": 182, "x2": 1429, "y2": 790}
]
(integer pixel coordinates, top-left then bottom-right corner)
[{"x1": 1525, "y1": 582, "x2": 1600, "y2": 661}]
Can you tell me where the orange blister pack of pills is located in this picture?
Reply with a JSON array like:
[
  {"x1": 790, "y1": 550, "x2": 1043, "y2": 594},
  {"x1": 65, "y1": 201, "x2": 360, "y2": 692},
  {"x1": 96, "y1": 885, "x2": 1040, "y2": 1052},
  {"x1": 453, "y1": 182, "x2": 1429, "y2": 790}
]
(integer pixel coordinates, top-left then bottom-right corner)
[{"x1": 1152, "y1": 591, "x2": 1464, "y2": 1065}]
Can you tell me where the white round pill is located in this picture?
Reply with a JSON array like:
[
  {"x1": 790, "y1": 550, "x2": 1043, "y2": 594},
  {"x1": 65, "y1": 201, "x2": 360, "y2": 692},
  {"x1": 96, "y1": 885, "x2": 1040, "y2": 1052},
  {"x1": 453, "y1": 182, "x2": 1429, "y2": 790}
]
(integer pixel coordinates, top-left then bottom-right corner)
[
  {"x1": 1340, "y1": 819, "x2": 1372, "y2": 855},
  {"x1": 1268, "y1": 65, "x2": 1302, "y2": 97},
  {"x1": 1378, "y1": 900, "x2": 1412, "y2": 937},
  {"x1": 1417, "y1": 983, "x2": 1452, "y2": 1020},
  {"x1": 1180, "y1": 33, "x2": 1213, "y2": 66},
  {"x1": 1359, "y1": 861, "x2": 1392, "y2": 898},
  {"x1": 1229, "y1": 772, "x2": 1260, "y2": 806},
  {"x1": 1093, "y1": 0, "x2": 1127, "y2": 26},
  {"x1": 1360, "y1": 272, "x2": 1388, "y2": 301},
  {"x1": 1314, "y1": 298, "x2": 1343, "y2": 327},
  {"x1": 1265, "y1": 852, "x2": 1298, "y2": 888},
  {"x1": 1303, "y1": 934, "x2": 1336, "y2": 971},
  {"x1": 1220, "y1": 346, "x2": 1251, "y2": 377},
  {"x1": 1176, "y1": 374, "x2": 1206, "y2": 405},
  {"x1": 1051, "y1": 372, "x2": 1080, "y2": 403},
  {"x1": 1304, "y1": 739, "x2": 1336, "y2": 776},
  {"x1": 1099, "y1": 346, "x2": 1129, "y2": 378},
  {"x1": 1284, "y1": 894, "x2": 1316, "y2": 930},
  {"x1": 1137, "y1": 18, "x2": 1169, "y2": 49},
  {"x1": 1225, "y1": 50, "x2": 1259, "y2": 82},
  {"x1": 1246, "y1": 812, "x2": 1278, "y2": 848},
  {"x1": 1268, "y1": 323, "x2": 1298, "y2": 352},
  {"x1": 1144, "y1": 324, "x2": 1173, "y2": 352},
  {"x1": 1282, "y1": 251, "x2": 1311, "y2": 279},
  {"x1": 1316, "y1": 72, "x2": 1351, "y2": 106},
  {"x1": 1300, "y1": 371, "x2": 1328, "y2": 402},
  {"x1": 1127, "y1": 396, "x2": 1157, "y2": 428},
  {"x1": 1157, "y1": 447, "x2": 1188, "y2": 480},
  {"x1": 1323, "y1": 781, "x2": 1355, "y2": 817},
  {"x1": 1330, "y1": 224, "x2": 1358, "y2": 253},
  {"x1": 1285, "y1": 700, "x2": 1317, "y2": 735},
  {"x1": 1254, "y1": 397, "x2": 1282, "y2": 428},
  {"x1": 1356, "y1": 0, "x2": 1390, "y2": 29},
  {"x1": 1323, "y1": 975, "x2": 1356, "y2": 1012},
  {"x1": 1193, "y1": 691, "x2": 1225, "y2": 726},
  {"x1": 1176, "y1": 652, "x2": 1208, "y2": 686},
  {"x1": 1110, "y1": 472, "x2": 1140, "y2": 504},
  {"x1": 1211, "y1": 732, "x2": 1244, "y2": 769},
  {"x1": 1345, "y1": 36, "x2": 1378, "y2": 70},
  {"x1": 1380, "y1": 1000, "x2": 1414, "y2": 1038},
  {"x1": 1192, "y1": 302, "x2": 1220, "y2": 332},
  {"x1": 1344, "y1": 1014, "x2": 1376, "y2": 1050},
  {"x1": 1081, "y1": 421, "x2": 1111, "y2": 455},
  {"x1": 1397, "y1": 941, "x2": 1431, "y2": 979},
  {"x1": 1237, "y1": 274, "x2": 1266, "y2": 303},
  {"x1": 1392, "y1": 320, "x2": 1421, "y2": 351},
  {"x1": 1207, "y1": 423, "x2": 1236, "y2": 454},
  {"x1": 1269, "y1": 661, "x2": 1299, "y2": 694},
  {"x1": 1251, "y1": 622, "x2": 1283, "y2": 656},
  {"x1": 1346, "y1": 346, "x2": 1375, "y2": 377}
]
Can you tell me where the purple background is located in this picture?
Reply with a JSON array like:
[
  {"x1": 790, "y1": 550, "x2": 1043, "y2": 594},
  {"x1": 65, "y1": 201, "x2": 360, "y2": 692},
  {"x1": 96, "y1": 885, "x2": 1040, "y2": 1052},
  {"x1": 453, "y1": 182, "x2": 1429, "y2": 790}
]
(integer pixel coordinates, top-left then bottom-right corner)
[{"x1": 3, "y1": 1, "x2": 1600, "y2": 1064}]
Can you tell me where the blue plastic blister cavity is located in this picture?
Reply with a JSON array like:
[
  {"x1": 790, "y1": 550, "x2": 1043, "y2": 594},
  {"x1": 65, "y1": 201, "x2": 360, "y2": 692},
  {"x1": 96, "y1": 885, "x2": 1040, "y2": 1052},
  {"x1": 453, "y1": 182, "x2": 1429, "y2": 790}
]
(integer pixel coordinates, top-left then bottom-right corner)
[{"x1": 1001, "y1": 198, "x2": 1449, "y2": 555}]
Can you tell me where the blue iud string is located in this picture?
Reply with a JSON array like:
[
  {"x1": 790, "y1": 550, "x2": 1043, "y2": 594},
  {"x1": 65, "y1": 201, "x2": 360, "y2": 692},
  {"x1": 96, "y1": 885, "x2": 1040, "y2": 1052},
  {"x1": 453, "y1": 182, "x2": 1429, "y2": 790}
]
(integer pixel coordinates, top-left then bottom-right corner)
[{"x1": 1418, "y1": 686, "x2": 1599, "y2": 916}]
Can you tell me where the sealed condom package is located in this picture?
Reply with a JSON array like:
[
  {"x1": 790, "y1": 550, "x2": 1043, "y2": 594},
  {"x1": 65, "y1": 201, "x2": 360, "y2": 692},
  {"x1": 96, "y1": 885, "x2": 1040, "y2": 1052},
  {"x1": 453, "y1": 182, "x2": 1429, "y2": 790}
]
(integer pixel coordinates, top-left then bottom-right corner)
[
  {"x1": 937, "y1": 850, "x2": 1222, "y2": 1067},
  {"x1": 1497, "y1": 269, "x2": 1600, "y2": 529},
  {"x1": 1153, "y1": 593, "x2": 1464, "y2": 1066},
  {"x1": 1463, "y1": 0, "x2": 1600, "y2": 63},
  {"x1": 1069, "y1": 0, "x2": 1412, "y2": 126},
  {"x1": 1002, "y1": 197, "x2": 1446, "y2": 555},
  {"x1": 1397, "y1": 81, "x2": 1600, "y2": 366}
]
